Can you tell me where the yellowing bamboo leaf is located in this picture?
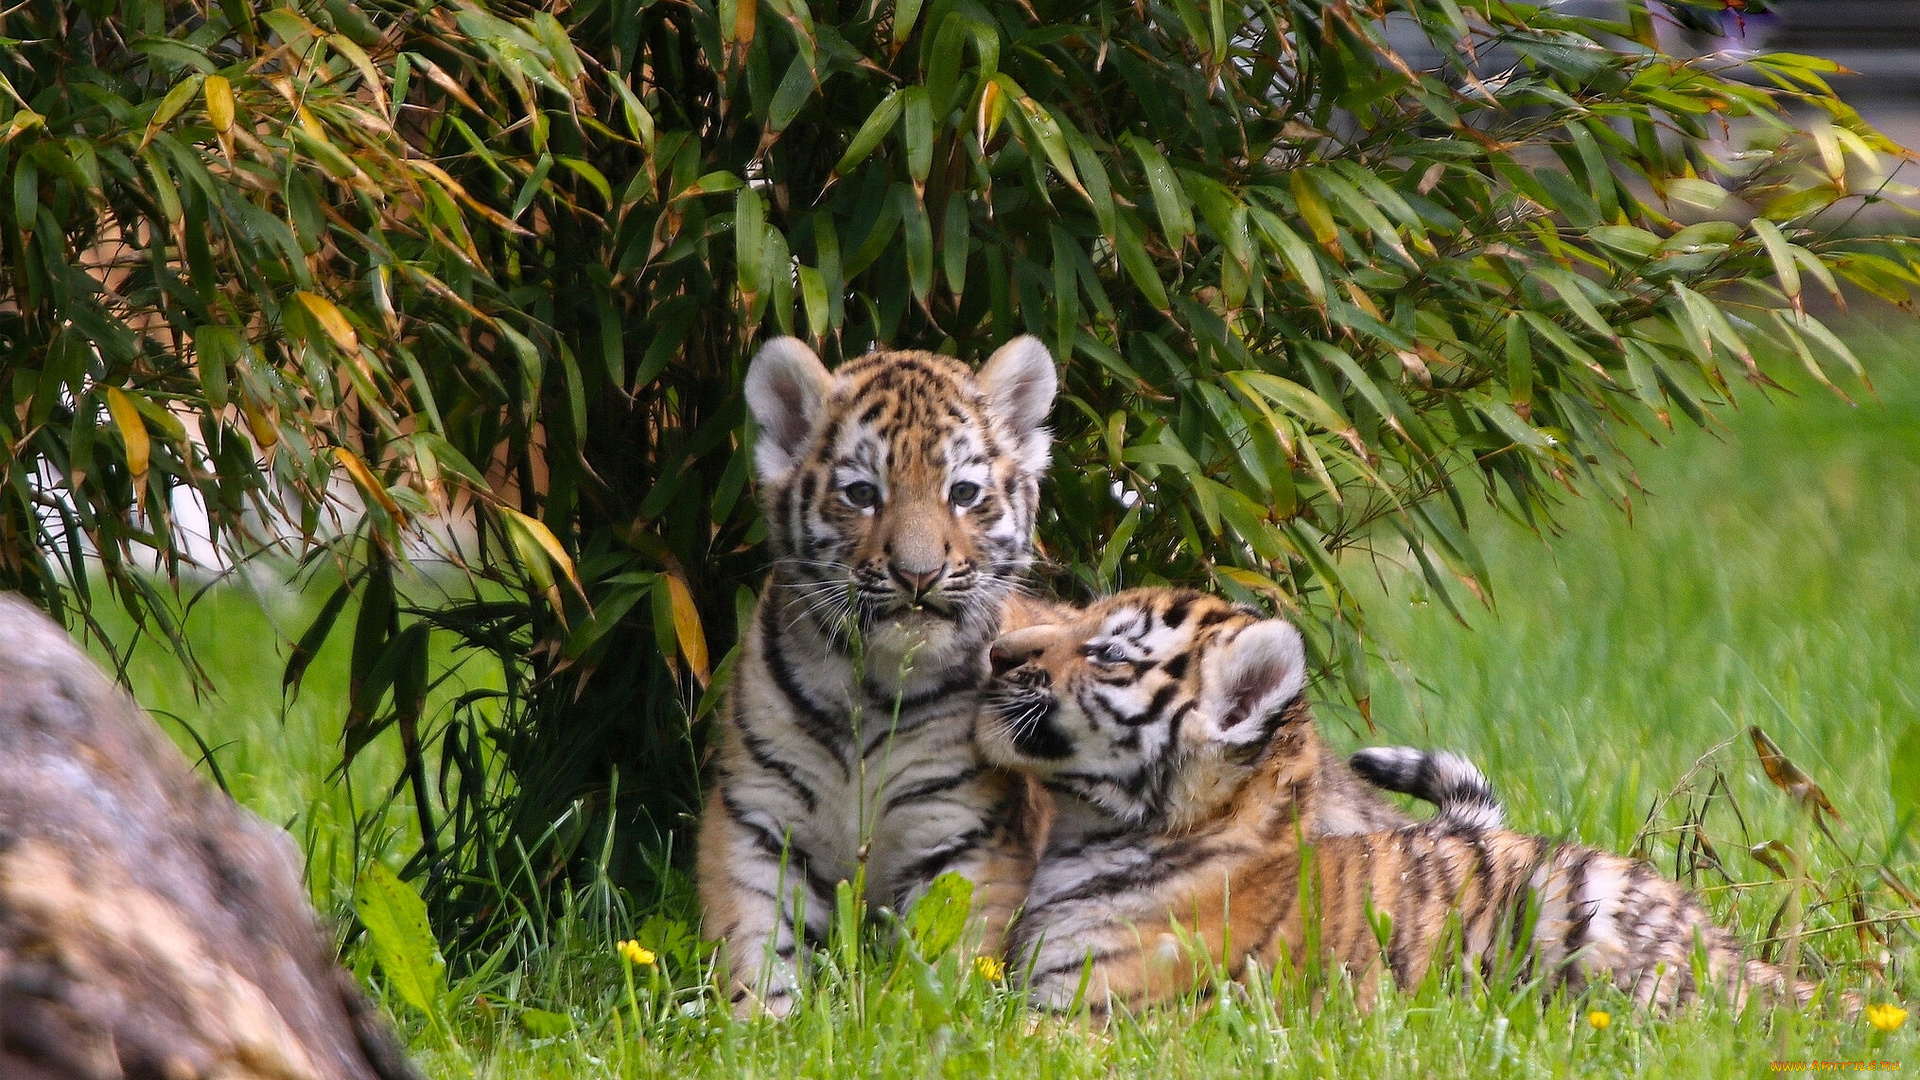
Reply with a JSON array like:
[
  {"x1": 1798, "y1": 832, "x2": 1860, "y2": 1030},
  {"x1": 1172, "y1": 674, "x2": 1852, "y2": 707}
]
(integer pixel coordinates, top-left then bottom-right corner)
[
  {"x1": 1290, "y1": 170, "x2": 1339, "y2": 252},
  {"x1": 203, "y1": 75, "x2": 235, "y2": 134},
  {"x1": 666, "y1": 572, "x2": 710, "y2": 686},
  {"x1": 975, "y1": 78, "x2": 1004, "y2": 149},
  {"x1": 333, "y1": 446, "x2": 407, "y2": 525},
  {"x1": 414, "y1": 56, "x2": 483, "y2": 114},
  {"x1": 140, "y1": 73, "x2": 204, "y2": 150},
  {"x1": 243, "y1": 399, "x2": 279, "y2": 448},
  {"x1": 295, "y1": 291, "x2": 360, "y2": 355},
  {"x1": 502, "y1": 510, "x2": 554, "y2": 592},
  {"x1": 1831, "y1": 125, "x2": 1885, "y2": 182},
  {"x1": 353, "y1": 862, "x2": 446, "y2": 1018},
  {"x1": 731, "y1": 0, "x2": 759, "y2": 50},
  {"x1": 501, "y1": 505, "x2": 581, "y2": 590},
  {"x1": 105, "y1": 387, "x2": 149, "y2": 486}
]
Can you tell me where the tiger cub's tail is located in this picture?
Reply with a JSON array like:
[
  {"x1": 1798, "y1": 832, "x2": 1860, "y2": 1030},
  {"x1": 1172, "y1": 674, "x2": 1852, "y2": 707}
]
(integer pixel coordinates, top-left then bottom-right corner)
[{"x1": 1349, "y1": 747, "x2": 1504, "y2": 832}]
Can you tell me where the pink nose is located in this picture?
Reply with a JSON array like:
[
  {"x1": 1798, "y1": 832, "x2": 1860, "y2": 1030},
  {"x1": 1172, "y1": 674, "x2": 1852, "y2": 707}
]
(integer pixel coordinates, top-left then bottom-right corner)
[
  {"x1": 989, "y1": 645, "x2": 1025, "y2": 677},
  {"x1": 892, "y1": 565, "x2": 944, "y2": 597}
]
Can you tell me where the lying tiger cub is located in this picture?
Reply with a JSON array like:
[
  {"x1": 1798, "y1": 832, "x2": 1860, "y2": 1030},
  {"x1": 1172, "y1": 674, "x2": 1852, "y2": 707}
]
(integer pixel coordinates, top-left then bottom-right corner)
[{"x1": 978, "y1": 589, "x2": 1822, "y2": 1016}]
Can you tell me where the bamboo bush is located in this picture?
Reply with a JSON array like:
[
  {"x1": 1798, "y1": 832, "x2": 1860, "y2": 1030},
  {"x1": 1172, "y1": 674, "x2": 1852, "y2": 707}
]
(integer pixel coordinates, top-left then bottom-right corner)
[{"x1": 3, "y1": 0, "x2": 1916, "y2": 956}]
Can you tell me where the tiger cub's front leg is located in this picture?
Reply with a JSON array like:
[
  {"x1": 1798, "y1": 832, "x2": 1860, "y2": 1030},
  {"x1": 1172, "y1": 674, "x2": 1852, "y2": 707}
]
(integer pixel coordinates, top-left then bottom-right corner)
[
  {"x1": 695, "y1": 786, "x2": 835, "y2": 1018},
  {"x1": 873, "y1": 765, "x2": 1050, "y2": 960}
]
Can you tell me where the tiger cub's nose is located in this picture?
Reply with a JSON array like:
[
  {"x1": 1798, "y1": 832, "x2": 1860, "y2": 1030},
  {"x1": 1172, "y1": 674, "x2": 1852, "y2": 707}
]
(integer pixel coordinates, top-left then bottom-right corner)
[
  {"x1": 891, "y1": 564, "x2": 945, "y2": 598},
  {"x1": 990, "y1": 642, "x2": 1037, "y2": 677}
]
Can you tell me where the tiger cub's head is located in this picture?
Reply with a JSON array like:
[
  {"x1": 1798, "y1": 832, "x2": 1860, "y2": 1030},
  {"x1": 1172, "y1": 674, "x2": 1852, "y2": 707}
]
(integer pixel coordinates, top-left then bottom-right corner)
[
  {"x1": 745, "y1": 337, "x2": 1056, "y2": 663},
  {"x1": 978, "y1": 590, "x2": 1317, "y2": 829}
]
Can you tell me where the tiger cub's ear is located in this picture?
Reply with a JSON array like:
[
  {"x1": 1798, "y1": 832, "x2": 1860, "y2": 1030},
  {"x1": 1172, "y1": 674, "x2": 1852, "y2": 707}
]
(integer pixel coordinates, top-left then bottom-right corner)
[
  {"x1": 976, "y1": 336, "x2": 1057, "y2": 474},
  {"x1": 989, "y1": 623, "x2": 1065, "y2": 676},
  {"x1": 1199, "y1": 620, "x2": 1307, "y2": 746},
  {"x1": 745, "y1": 338, "x2": 834, "y2": 482}
]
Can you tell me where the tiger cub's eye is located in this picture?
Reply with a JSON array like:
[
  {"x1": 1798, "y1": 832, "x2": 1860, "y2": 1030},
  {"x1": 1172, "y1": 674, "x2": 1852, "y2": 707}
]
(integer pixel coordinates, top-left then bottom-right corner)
[
  {"x1": 1089, "y1": 641, "x2": 1128, "y2": 665},
  {"x1": 842, "y1": 481, "x2": 880, "y2": 509},
  {"x1": 949, "y1": 481, "x2": 983, "y2": 507}
]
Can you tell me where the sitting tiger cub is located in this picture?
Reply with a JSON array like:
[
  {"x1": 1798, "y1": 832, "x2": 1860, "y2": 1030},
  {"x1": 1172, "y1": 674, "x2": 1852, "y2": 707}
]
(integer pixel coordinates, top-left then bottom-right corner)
[
  {"x1": 698, "y1": 336, "x2": 1066, "y2": 1016},
  {"x1": 978, "y1": 589, "x2": 1822, "y2": 1016}
]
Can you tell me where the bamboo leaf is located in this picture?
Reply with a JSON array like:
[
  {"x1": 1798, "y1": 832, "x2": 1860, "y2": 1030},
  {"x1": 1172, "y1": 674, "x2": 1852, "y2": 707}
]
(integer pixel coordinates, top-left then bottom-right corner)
[
  {"x1": 203, "y1": 74, "x2": 235, "y2": 134},
  {"x1": 105, "y1": 387, "x2": 149, "y2": 490},
  {"x1": 901, "y1": 86, "x2": 933, "y2": 188},
  {"x1": 1290, "y1": 170, "x2": 1339, "y2": 251},
  {"x1": 334, "y1": 447, "x2": 407, "y2": 525},
  {"x1": 1125, "y1": 134, "x2": 1193, "y2": 248},
  {"x1": 501, "y1": 505, "x2": 580, "y2": 591},
  {"x1": 666, "y1": 571, "x2": 711, "y2": 686},
  {"x1": 1113, "y1": 212, "x2": 1169, "y2": 311},
  {"x1": 1534, "y1": 267, "x2": 1619, "y2": 344},
  {"x1": 834, "y1": 89, "x2": 903, "y2": 178},
  {"x1": 1009, "y1": 89, "x2": 1088, "y2": 202},
  {"x1": 1751, "y1": 217, "x2": 1801, "y2": 301},
  {"x1": 735, "y1": 185, "x2": 767, "y2": 298},
  {"x1": 894, "y1": 0, "x2": 926, "y2": 44},
  {"x1": 140, "y1": 73, "x2": 204, "y2": 149},
  {"x1": 941, "y1": 193, "x2": 970, "y2": 300}
]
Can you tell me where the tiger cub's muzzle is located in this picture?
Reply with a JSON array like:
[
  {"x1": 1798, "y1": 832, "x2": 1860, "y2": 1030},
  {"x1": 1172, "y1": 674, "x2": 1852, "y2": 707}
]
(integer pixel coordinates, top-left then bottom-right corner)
[{"x1": 981, "y1": 654, "x2": 1077, "y2": 764}]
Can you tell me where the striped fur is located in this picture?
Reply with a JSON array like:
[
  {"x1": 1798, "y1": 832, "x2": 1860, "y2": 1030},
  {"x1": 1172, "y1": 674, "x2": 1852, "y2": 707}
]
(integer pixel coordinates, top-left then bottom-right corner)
[
  {"x1": 697, "y1": 337, "x2": 1063, "y2": 1016},
  {"x1": 1349, "y1": 746, "x2": 1504, "y2": 832},
  {"x1": 979, "y1": 590, "x2": 1820, "y2": 1016}
]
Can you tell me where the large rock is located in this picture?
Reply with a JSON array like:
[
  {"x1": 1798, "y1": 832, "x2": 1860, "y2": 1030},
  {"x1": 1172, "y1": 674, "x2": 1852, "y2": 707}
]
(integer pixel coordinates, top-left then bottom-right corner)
[{"x1": 0, "y1": 593, "x2": 421, "y2": 1080}]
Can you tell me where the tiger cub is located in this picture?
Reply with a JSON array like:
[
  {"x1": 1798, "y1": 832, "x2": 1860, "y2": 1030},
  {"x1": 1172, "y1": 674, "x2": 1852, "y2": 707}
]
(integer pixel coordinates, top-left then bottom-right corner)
[
  {"x1": 978, "y1": 590, "x2": 1819, "y2": 1016},
  {"x1": 697, "y1": 336, "x2": 1064, "y2": 1016}
]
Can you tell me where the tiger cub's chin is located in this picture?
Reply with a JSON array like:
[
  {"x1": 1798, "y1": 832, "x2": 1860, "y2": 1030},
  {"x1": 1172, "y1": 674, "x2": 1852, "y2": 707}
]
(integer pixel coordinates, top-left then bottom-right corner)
[{"x1": 980, "y1": 589, "x2": 1833, "y2": 1018}]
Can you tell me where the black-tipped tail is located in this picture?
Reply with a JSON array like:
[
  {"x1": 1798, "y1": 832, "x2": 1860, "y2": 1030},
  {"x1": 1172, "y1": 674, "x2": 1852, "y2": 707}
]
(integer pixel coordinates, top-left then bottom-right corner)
[{"x1": 1349, "y1": 746, "x2": 1504, "y2": 832}]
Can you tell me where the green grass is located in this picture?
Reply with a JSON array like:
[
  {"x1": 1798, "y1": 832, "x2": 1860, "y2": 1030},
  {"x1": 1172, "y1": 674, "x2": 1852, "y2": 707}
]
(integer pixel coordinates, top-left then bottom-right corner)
[
  {"x1": 110, "y1": 322, "x2": 1920, "y2": 1077},
  {"x1": 93, "y1": 571, "x2": 491, "y2": 916}
]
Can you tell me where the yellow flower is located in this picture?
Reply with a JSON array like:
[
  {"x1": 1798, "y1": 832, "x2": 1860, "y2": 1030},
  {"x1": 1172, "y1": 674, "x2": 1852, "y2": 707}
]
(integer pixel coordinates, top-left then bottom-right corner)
[
  {"x1": 1865, "y1": 1002, "x2": 1907, "y2": 1033},
  {"x1": 618, "y1": 939, "x2": 656, "y2": 967},
  {"x1": 1588, "y1": 1010, "x2": 1611, "y2": 1030},
  {"x1": 974, "y1": 954, "x2": 1006, "y2": 982}
]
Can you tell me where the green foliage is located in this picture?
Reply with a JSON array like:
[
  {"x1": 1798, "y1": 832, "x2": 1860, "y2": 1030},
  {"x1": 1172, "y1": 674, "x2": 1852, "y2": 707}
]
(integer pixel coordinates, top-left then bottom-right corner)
[
  {"x1": 5, "y1": 0, "x2": 1918, "y2": 953},
  {"x1": 1892, "y1": 723, "x2": 1920, "y2": 831},
  {"x1": 904, "y1": 871, "x2": 975, "y2": 961},
  {"x1": 357, "y1": 860, "x2": 450, "y2": 1020}
]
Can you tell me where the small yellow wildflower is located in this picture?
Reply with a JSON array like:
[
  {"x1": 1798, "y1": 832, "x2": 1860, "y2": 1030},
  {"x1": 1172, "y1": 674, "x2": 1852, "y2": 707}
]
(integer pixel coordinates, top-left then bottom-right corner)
[
  {"x1": 974, "y1": 954, "x2": 1006, "y2": 981},
  {"x1": 1588, "y1": 1010, "x2": 1611, "y2": 1030},
  {"x1": 1865, "y1": 1002, "x2": 1907, "y2": 1033},
  {"x1": 618, "y1": 939, "x2": 656, "y2": 967}
]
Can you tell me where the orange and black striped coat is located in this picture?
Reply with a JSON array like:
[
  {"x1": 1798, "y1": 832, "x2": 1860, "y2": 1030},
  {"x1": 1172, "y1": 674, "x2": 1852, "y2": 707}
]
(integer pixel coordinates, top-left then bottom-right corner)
[{"x1": 980, "y1": 590, "x2": 1821, "y2": 1016}]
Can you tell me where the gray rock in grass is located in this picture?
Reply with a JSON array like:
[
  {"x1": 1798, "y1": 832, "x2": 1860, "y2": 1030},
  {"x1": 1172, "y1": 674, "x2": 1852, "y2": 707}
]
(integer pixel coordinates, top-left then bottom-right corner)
[{"x1": 0, "y1": 593, "x2": 422, "y2": 1080}]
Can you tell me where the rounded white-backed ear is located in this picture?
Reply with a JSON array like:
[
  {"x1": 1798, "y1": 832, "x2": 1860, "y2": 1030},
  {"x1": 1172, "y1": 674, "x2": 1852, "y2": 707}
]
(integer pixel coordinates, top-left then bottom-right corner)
[
  {"x1": 1202, "y1": 620, "x2": 1307, "y2": 744},
  {"x1": 976, "y1": 335, "x2": 1057, "y2": 474},
  {"x1": 745, "y1": 338, "x2": 833, "y2": 481}
]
